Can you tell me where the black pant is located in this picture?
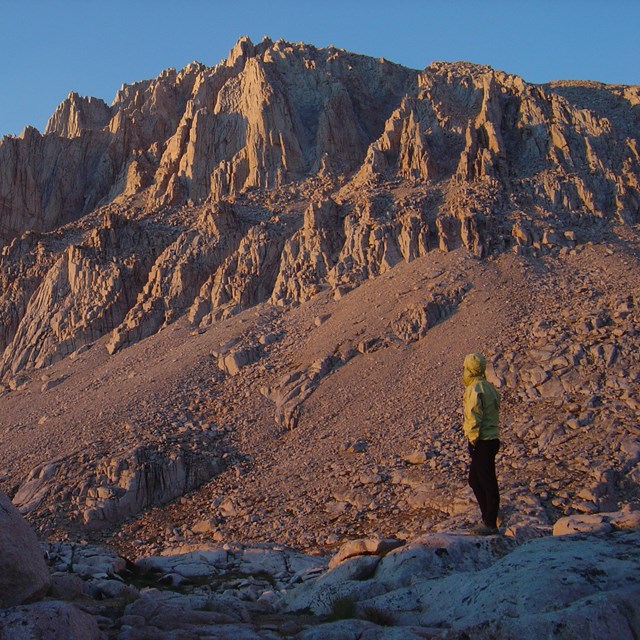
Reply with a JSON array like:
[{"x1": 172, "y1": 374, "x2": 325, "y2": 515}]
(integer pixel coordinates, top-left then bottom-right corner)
[{"x1": 468, "y1": 439, "x2": 500, "y2": 528}]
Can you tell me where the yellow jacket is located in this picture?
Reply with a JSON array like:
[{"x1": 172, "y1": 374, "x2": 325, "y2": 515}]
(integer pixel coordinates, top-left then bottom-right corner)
[{"x1": 462, "y1": 353, "x2": 500, "y2": 444}]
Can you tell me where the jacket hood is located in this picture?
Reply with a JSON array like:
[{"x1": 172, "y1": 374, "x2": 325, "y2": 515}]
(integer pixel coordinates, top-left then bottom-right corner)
[{"x1": 463, "y1": 353, "x2": 486, "y2": 385}]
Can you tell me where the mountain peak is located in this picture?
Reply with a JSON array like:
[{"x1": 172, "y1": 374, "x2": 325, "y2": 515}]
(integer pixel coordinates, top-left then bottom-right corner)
[{"x1": 226, "y1": 34, "x2": 256, "y2": 69}]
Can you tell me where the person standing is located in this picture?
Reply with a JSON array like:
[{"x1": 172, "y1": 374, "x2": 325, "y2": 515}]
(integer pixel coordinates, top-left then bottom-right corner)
[{"x1": 462, "y1": 353, "x2": 501, "y2": 535}]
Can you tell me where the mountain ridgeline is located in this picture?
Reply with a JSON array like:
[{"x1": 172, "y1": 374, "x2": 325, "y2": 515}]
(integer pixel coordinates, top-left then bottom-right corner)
[{"x1": 0, "y1": 36, "x2": 639, "y2": 382}]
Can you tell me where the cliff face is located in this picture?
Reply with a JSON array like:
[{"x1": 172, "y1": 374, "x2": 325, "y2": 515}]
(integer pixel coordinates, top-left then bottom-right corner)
[
  {"x1": 2, "y1": 38, "x2": 638, "y2": 242},
  {"x1": 0, "y1": 37, "x2": 418, "y2": 242},
  {"x1": 361, "y1": 62, "x2": 640, "y2": 221},
  {"x1": 0, "y1": 37, "x2": 638, "y2": 381}
]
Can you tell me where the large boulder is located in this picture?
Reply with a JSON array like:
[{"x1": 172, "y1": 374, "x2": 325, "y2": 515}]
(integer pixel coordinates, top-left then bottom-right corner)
[
  {"x1": 281, "y1": 530, "x2": 640, "y2": 638},
  {"x1": 553, "y1": 508, "x2": 640, "y2": 536},
  {"x1": 0, "y1": 489, "x2": 50, "y2": 608},
  {"x1": 353, "y1": 530, "x2": 640, "y2": 638}
]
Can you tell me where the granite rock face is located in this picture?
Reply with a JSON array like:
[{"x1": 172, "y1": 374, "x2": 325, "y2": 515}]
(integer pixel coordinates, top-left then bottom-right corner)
[
  {"x1": 13, "y1": 438, "x2": 224, "y2": 531},
  {"x1": 0, "y1": 38, "x2": 638, "y2": 382},
  {"x1": 0, "y1": 212, "x2": 169, "y2": 376},
  {"x1": 0, "y1": 37, "x2": 418, "y2": 243},
  {"x1": 279, "y1": 529, "x2": 640, "y2": 639}
]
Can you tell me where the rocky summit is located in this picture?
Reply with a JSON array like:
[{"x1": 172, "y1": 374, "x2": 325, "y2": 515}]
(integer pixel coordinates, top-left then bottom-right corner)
[{"x1": 0, "y1": 36, "x2": 639, "y2": 638}]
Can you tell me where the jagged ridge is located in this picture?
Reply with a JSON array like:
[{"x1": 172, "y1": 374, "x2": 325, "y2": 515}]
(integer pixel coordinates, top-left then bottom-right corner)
[{"x1": 0, "y1": 36, "x2": 639, "y2": 382}]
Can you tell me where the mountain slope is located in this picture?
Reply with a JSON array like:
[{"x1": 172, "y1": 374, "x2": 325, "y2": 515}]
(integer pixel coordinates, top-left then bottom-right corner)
[{"x1": 0, "y1": 37, "x2": 638, "y2": 557}]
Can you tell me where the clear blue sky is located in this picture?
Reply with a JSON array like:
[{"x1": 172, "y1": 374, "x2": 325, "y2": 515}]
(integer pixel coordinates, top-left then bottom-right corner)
[{"x1": 1, "y1": 0, "x2": 638, "y2": 137}]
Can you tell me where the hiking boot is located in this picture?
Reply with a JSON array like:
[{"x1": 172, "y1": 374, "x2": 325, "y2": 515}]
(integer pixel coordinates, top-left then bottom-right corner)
[{"x1": 470, "y1": 524, "x2": 500, "y2": 536}]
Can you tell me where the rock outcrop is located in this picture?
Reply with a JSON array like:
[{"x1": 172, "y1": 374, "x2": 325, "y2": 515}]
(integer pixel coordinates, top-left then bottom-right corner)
[
  {"x1": 361, "y1": 63, "x2": 640, "y2": 227},
  {"x1": 0, "y1": 212, "x2": 170, "y2": 377},
  {"x1": 271, "y1": 198, "x2": 344, "y2": 305},
  {"x1": 189, "y1": 217, "x2": 289, "y2": 327},
  {"x1": 107, "y1": 202, "x2": 244, "y2": 352},
  {"x1": 3, "y1": 525, "x2": 639, "y2": 639},
  {"x1": 262, "y1": 355, "x2": 343, "y2": 430},
  {"x1": 13, "y1": 435, "x2": 224, "y2": 532}
]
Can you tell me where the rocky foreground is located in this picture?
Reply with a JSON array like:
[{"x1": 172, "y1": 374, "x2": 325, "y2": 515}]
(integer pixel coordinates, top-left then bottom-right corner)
[{"x1": 2, "y1": 486, "x2": 640, "y2": 639}]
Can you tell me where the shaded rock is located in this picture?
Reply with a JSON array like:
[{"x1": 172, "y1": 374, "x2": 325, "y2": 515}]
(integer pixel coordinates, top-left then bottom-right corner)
[
  {"x1": 282, "y1": 533, "x2": 515, "y2": 619},
  {"x1": 135, "y1": 543, "x2": 324, "y2": 587},
  {"x1": 295, "y1": 620, "x2": 432, "y2": 639},
  {"x1": 343, "y1": 439, "x2": 369, "y2": 454},
  {"x1": 353, "y1": 530, "x2": 640, "y2": 638},
  {"x1": 0, "y1": 489, "x2": 50, "y2": 608},
  {"x1": 280, "y1": 555, "x2": 386, "y2": 616},
  {"x1": 123, "y1": 589, "x2": 250, "y2": 626},
  {"x1": 46, "y1": 542, "x2": 127, "y2": 578},
  {"x1": 0, "y1": 601, "x2": 102, "y2": 640},
  {"x1": 14, "y1": 443, "x2": 224, "y2": 531}
]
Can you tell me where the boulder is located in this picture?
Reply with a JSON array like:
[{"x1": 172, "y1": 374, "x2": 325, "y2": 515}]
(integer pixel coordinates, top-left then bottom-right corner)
[
  {"x1": 353, "y1": 530, "x2": 640, "y2": 638},
  {"x1": 553, "y1": 514, "x2": 614, "y2": 536},
  {"x1": 553, "y1": 508, "x2": 640, "y2": 536},
  {"x1": 0, "y1": 601, "x2": 102, "y2": 640},
  {"x1": 391, "y1": 291, "x2": 465, "y2": 344},
  {"x1": 402, "y1": 451, "x2": 427, "y2": 465},
  {"x1": 13, "y1": 444, "x2": 224, "y2": 531},
  {"x1": 46, "y1": 542, "x2": 127, "y2": 579},
  {"x1": 329, "y1": 538, "x2": 405, "y2": 569},
  {"x1": 220, "y1": 346, "x2": 261, "y2": 377},
  {"x1": 135, "y1": 543, "x2": 324, "y2": 588},
  {"x1": 0, "y1": 489, "x2": 50, "y2": 607}
]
